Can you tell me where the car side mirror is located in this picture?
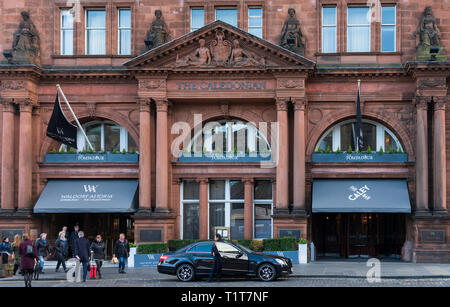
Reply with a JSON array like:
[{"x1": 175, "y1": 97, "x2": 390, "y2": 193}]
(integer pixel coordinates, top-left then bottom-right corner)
[{"x1": 235, "y1": 252, "x2": 243, "y2": 259}]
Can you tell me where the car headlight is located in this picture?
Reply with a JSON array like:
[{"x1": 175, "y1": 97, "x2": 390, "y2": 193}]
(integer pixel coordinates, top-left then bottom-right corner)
[{"x1": 275, "y1": 259, "x2": 286, "y2": 266}]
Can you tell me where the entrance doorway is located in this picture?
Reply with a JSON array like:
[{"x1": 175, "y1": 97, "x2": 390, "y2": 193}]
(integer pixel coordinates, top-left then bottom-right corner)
[
  {"x1": 312, "y1": 213, "x2": 406, "y2": 259},
  {"x1": 48, "y1": 213, "x2": 134, "y2": 258}
]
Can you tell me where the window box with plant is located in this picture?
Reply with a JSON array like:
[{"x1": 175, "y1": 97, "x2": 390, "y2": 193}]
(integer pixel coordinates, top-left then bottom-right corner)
[
  {"x1": 178, "y1": 147, "x2": 272, "y2": 162},
  {"x1": 312, "y1": 146, "x2": 407, "y2": 163},
  {"x1": 45, "y1": 147, "x2": 138, "y2": 163}
]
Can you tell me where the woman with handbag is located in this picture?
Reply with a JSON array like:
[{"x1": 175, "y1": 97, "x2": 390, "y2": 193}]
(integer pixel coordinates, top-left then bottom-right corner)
[
  {"x1": 113, "y1": 233, "x2": 130, "y2": 274},
  {"x1": 11, "y1": 234, "x2": 21, "y2": 275},
  {"x1": 90, "y1": 234, "x2": 105, "y2": 279},
  {"x1": 18, "y1": 233, "x2": 38, "y2": 287},
  {"x1": 54, "y1": 231, "x2": 69, "y2": 273}
]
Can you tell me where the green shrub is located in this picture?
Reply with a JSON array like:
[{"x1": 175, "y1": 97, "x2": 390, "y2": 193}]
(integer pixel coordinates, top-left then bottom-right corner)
[
  {"x1": 137, "y1": 243, "x2": 168, "y2": 254},
  {"x1": 263, "y1": 237, "x2": 298, "y2": 251},
  {"x1": 336, "y1": 147, "x2": 340, "y2": 154},
  {"x1": 366, "y1": 145, "x2": 372, "y2": 154},
  {"x1": 347, "y1": 145, "x2": 352, "y2": 154},
  {"x1": 326, "y1": 145, "x2": 331, "y2": 153},
  {"x1": 122, "y1": 148, "x2": 127, "y2": 154},
  {"x1": 378, "y1": 146, "x2": 384, "y2": 154},
  {"x1": 167, "y1": 239, "x2": 199, "y2": 251},
  {"x1": 59, "y1": 147, "x2": 65, "y2": 153},
  {"x1": 388, "y1": 146, "x2": 394, "y2": 154},
  {"x1": 69, "y1": 147, "x2": 75, "y2": 153},
  {"x1": 398, "y1": 147, "x2": 403, "y2": 153}
]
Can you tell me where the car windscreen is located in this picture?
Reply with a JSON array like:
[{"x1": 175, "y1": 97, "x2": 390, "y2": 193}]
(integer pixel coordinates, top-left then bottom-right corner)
[{"x1": 234, "y1": 243, "x2": 254, "y2": 254}]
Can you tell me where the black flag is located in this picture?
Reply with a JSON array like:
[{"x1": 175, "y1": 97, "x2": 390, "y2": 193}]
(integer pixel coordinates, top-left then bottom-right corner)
[
  {"x1": 46, "y1": 93, "x2": 78, "y2": 149},
  {"x1": 355, "y1": 81, "x2": 363, "y2": 151}
]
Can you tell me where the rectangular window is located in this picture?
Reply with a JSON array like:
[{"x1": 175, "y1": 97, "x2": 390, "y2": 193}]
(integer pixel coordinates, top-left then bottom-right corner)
[
  {"x1": 322, "y1": 6, "x2": 337, "y2": 53},
  {"x1": 215, "y1": 7, "x2": 238, "y2": 27},
  {"x1": 60, "y1": 9, "x2": 74, "y2": 55},
  {"x1": 86, "y1": 9, "x2": 106, "y2": 55},
  {"x1": 381, "y1": 6, "x2": 396, "y2": 52},
  {"x1": 190, "y1": 7, "x2": 204, "y2": 32},
  {"x1": 118, "y1": 9, "x2": 131, "y2": 55},
  {"x1": 347, "y1": 7, "x2": 370, "y2": 52},
  {"x1": 253, "y1": 180, "x2": 273, "y2": 239},
  {"x1": 181, "y1": 180, "x2": 200, "y2": 239},
  {"x1": 248, "y1": 7, "x2": 263, "y2": 38}
]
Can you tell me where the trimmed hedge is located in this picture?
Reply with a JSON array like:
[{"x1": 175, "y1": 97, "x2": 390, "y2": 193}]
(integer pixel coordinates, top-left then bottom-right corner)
[
  {"x1": 233, "y1": 239, "x2": 264, "y2": 252},
  {"x1": 167, "y1": 239, "x2": 200, "y2": 251},
  {"x1": 137, "y1": 243, "x2": 168, "y2": 254},
  {"x1": 263, "y1": 237, "x2": 298, "y2": 251}
]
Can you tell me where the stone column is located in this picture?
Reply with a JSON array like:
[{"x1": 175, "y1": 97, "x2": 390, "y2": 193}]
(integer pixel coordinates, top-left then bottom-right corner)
[
  {"x1": 433, "y1": 96, "x2": 447, "y2": 213},
  {"x1": 1, "y1": 100, "x2": 15, "y2": 211},
  {"x1": 155, "y1": 98, "x2": 169, "y2": 213},
  {"x1": 414, "y1": 96, "x2": 429, "y2": 214},
  {"x1": 18, "y1": 100, "x2": 33, "y2": 210},
  {"x1": 243, "y1": 178, "x2": 254, "y2": 239},
  {"x1": 275, "y1": 98, "x2": 289, "y2": 211},
  {"x1": 293, "y1": 98, "x2": 306, "y2": 214},
  {"x1": 138, "y1": 98, "x2": 151, "y2": 210},
  {"x1": 198, "y1": 178, "x2": 209, "y2": 240}
]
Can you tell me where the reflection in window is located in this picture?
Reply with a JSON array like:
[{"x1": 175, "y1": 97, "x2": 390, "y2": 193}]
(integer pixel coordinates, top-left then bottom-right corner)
[
  {"x1": 118, "y1": 9, "x2": 131, "y2": 55},
  {"x1": 182, "y1": 180, "x2": 200, "y2": 239},
  {"x1": 347, "y1": 7, "x2": 370, "y2": 52},
  {"x1": 191, "y1": 8, "x2": 204, "y2": 32},
  {"x1": 316, "y1": 120, "x2": 402, "y2": 153},
  {"x1": 231, "y1": 203, "x2": 244, "y2": 240},
  {"x1": 86, "y1": 10, "x2": 106, "y2": 55},
  {"x1": 248, "y1": 7, "x2": 263, "y2": 38},
  {"x1": 61, "y1": 9, "x2": 74, "y2": 55},
  {"x1": 322, "y1": 6, "x2": 337, "y2": 53},
  {"x1": 254, "y1": 180, "x2": 273, "y2": 239},
  {"x1": 216, "y1": 8, "x2": 238, "y2": 27},
  {"x1": 381, "y1": 6, "x2": 396, "y2": 52}
]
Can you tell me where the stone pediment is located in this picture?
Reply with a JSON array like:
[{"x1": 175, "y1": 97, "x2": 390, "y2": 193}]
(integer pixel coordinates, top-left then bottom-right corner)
[{"x1": 124, "y1": 20, "x2": 315, "y2": 71}]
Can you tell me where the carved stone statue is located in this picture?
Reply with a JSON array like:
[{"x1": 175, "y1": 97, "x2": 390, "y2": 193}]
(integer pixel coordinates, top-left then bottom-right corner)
[
  {"x1": 229, "y1": 40, "x2": 265, "y2": 67},
  {"x1": 174, "y1": 39, "x2": 211, "y2": 67},
  {"x1": 415, "y1": 6, "x2": 447, "y2": 61},
  {"x1": 3, "y1": 11, "x2": 41, "y2": 65},
  {"x1": 210, "y1": 30, "x2": 232, "y2": 66},
  {"x1": 145, "y1": 10, "x2": 170, "y2": 50},
  {"x1": 280, "y1": 8, "x2": 305, "y2": 56}
]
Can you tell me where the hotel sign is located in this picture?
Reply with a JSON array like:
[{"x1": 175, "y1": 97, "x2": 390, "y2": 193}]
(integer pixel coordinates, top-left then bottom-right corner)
[{"x1": 174, "y1": 80, "x2": 269, "y2": 91}]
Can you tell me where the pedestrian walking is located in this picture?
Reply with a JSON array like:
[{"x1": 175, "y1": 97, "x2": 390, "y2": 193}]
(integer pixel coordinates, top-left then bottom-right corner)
[
  {"x1": 69, "y1": 224, "x2": 79, "y2": 258},
  {"x1": 113, "y1": 233, "x2": 130, "y2": 274},
  {"x1": 0, "y1": 237, "x2": 12, "y2": 264},
  {"x1": 11, "y1": 234, "x2": 21, "y2": 275},
  {"x1": 54, "y1": 231, "x2": 69, "y2": 273},
  {"x1": 74, "y1": 231, "x2": 90, "y2": 282},
  {"x1": 207, "y1": 234, "x2": 223, "y2": 282},
  {"x1": 18, "y1": 233, "x2": 38, "y2": 287},
  {"x1": 35, "y1": 233, "x2": 51, "y2": 274},
  {"x1": 90, "y1": 234, "x2": 106, "y2": 279}
]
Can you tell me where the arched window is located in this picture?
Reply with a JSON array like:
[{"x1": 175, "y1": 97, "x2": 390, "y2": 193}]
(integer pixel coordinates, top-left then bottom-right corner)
[
  {"x1": 60, "y1": 120, "x2": 137, "y2": 152},
  {"x1": 316, "y1": 119, "x2": 402, "y2": 152},
  {"x1": 188, "y1": 119, "x2": 271, "y2": 154}
]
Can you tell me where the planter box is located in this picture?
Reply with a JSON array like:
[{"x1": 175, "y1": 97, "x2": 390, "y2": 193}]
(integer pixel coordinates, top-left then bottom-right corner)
[
  {"x1": 127, "y1": 247, "x2": 137, "y2": 268},
  {"x1": 134, "y1": 253, "x2": 162, "y2": 268},
  {"x1": 298, "y1": 244, "x2": 309, "y2": 264},
  {"x1": 45, "y1": 153, "x2": 138, "y2": 163},
  {"x1": 312, "y1": 152, "x2": 408, "y2": 163},
  {"x1": 262, "y1": 251, "x2": 299, "y2": 264},
  {"x1": 178, "y1": 153, "x2": 272, "y2": 162}
]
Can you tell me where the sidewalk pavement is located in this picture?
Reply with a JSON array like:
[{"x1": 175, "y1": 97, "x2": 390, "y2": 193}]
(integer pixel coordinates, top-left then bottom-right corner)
[{"x1": 1, "y1": 260, "x2": 449, "y2": 282}]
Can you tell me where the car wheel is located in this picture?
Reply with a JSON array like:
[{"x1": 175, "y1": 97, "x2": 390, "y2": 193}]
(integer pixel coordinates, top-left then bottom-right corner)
[
  {"x1": 257, "y1": 263, "x2": 277, "y2": 282},
  {"x1": 176, "y1": 263, "x2": 195, "y2": 282}
]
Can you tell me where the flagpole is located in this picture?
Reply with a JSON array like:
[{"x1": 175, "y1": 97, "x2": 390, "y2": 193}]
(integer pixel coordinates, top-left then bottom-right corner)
[{"x1": 56, "y1": 84, "x2": 95, "y2": 151}]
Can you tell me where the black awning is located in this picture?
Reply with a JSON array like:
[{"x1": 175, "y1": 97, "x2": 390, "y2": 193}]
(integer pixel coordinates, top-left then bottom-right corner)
[
  {"x1": 34, "y1": 179, "x2": 138, "y2": 213},
  {"x1": 312, "y1": 179, "x2": 411, "y2": 213}
]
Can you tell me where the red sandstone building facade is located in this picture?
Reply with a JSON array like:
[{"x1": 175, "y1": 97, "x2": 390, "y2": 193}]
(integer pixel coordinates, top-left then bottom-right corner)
[{"x1": 0, "y1": 0, "x2": 449, "y2": 262}]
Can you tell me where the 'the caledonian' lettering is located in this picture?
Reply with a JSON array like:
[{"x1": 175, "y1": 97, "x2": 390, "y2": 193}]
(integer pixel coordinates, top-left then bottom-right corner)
[{"x1": 176, "y1": 80, "x2": 267, "y2": 91}]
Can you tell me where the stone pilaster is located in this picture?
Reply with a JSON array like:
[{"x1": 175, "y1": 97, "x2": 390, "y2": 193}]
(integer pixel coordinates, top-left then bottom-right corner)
[
  {"x1": 18, "y1": 99, "x2": 33, "y2": 210},
  {"x1": 433, "y1": 96, "x2": 447, "y2": 214},
  {"x1": 275, "y1": 98, "x2": 289, "y2": 213},
  {"x1": 413, "y1": 95, "x2": 430, "y2": 215},
  {"x1": 138, "y1": 98, "x2": 151, "y2": 211},
  {"x1": 197, "y1": 178, "x2": 209, "y2": 240},
  {"x1": 155, "y1": 98, "x2": 170, "y2": 214},
  {"x1": 292, "y1": 97, "x2": 306, "y2": 215},
  {"x1": 243, "y1": 178, "x2": 254, "y2": 239},
  {"x1": 1, "y1": 100, "x2": 16, "y2": 211}
]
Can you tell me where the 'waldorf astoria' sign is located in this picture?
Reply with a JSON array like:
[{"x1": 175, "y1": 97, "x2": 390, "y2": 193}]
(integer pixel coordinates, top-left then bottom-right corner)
[{"x1": 175, "y1": 80, "x2": 268, "y2": 91}]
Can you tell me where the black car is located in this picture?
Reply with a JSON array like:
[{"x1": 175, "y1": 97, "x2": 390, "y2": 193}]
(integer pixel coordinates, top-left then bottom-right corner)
[{"x1": 157, "y1": 241, "x2": 293, "y2": 282}]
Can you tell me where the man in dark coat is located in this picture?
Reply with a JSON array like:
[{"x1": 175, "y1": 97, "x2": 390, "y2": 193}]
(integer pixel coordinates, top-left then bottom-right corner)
[
  {"x1": 113, "y1": 233, "x2": 130, "y2": 274},
  {"x1": 74, "y1": 231, "x2": 90, "y2": 282},
  {"x1": 207, "y1": 234, "x2": 223, "y2": 282},
  {"x1": 69, "y1": 224, "x2": 79, "y2": 257}
]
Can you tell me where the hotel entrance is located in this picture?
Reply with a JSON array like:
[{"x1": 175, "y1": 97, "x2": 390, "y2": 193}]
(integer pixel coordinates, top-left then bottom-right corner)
[{"x1": 312, "y1": 213, "x2": 406, "y2": 259}]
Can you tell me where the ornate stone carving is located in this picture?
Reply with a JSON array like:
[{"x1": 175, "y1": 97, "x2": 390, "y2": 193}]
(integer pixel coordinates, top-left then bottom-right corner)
[
  {"x1": 210, "y1": 30, "x2": 232, "y2": 66},
  {"x1": 275, "y1": 98, "x2": 289, "y2": 111},
  {"x1": 292, "y1": 97, "x2": 306, "y2": 111},
  {"x1": 2, "y1": 11, "x2": 41, "y2": 65},
  {"x1": 434, "y1": 96, "x2": 448, "y2": 111},
  {"x1": 86, "y1": 103, "x2": 96, "y2": 118},
  {"x1": 219, "y1": 102, "x2": 229, "y2": 116},
  {"x1": 137, "y1": 98, "x2": 151, "y2": 112},
  {"x1": 280, "y1": 8, "x2": 305, "y2": 56},
  {"x1": 145, "y1": 10, "x2": 170, "y2": 51},
  {"x1": 277, "y1": 79, "x2": 303, "y2": 89},
  {"x1": 413, "y1": 96, "x2": 429, "y2": 110},
  {"x1": 174, "y1": 39, "x2": 211, "y2": 67},
  {"x1": 139, "y1": 79, "x2": 166, "y2": 90},
  {"x1": 229, "y1": 39, "x2": 265, "y2": 66},
  {"x1": 155, "y1": 98, "x2": 169, "y2": 112},
  {"x1": 417, "y1": 78, "x2": 446, "y2": 89},
  {"x1": 415, "y1": 6, "x2": 447, "y2": 61},
  {"x1": 0, "y1": 80, "x2": 26, "y2": 90}
]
